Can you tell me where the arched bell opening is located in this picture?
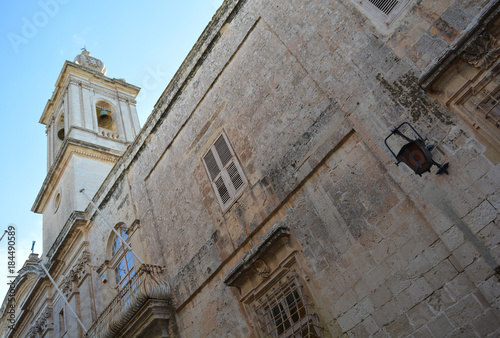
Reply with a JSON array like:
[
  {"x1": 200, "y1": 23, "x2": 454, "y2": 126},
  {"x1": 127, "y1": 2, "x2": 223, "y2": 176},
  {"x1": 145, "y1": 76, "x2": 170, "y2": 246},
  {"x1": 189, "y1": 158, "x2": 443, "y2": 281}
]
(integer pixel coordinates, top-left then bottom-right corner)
[
  {"x1": 95, "y1": 100, "x2": 117, "y2": 132},
  {"x1": 57, "y1": 114, "x2": 65, "y2": 141}
]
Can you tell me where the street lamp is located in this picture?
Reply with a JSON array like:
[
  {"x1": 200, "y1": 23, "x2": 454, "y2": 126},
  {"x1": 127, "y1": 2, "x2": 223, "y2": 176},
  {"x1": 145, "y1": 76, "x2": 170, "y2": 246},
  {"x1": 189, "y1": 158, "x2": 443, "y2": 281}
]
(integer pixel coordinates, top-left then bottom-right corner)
[{"x1": 385, "y1": 122, "x2": 449, "y2": 176}]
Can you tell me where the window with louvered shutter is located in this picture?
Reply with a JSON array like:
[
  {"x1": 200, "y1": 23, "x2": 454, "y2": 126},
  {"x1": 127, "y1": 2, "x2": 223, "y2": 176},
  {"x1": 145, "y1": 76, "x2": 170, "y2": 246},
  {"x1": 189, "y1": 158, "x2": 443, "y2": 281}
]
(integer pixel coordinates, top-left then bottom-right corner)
[
  {"x1": 203, "y1": 132, "x2": 247, "y2": 212},
  {"x1": 357, "y1": 0, "x2": 411, "y2": 24},
  {"x1": 368, "y1": 0, "x2": 400, "y2": 15}
]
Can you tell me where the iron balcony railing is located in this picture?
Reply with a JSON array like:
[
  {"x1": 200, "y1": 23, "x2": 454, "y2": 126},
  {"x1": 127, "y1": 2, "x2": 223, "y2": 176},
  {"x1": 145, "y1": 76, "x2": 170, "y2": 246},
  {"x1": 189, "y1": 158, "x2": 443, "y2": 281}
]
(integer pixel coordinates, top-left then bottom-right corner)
[{"x1": 85, "y1": 264, "x2": 170, "y2": 338}]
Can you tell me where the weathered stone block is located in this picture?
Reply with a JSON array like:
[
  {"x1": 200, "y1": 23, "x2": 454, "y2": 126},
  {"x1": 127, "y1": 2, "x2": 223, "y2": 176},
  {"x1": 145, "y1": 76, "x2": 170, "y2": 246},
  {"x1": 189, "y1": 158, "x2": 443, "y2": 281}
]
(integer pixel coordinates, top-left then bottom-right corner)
[
  {"x1": 337, "y1": 297, "x2": 374, "y2": 332},
  {"x1": 386, "y1": 314, "x2": 413, "y2": 337},
  {"x1": 427, "y1": 314, "x2": 455, "y2": 337},
  {"x1": 477, "y1": 275, "x2": 500, "y2": 304},
  {"x1": 452, "y1": 241, "x2": 481, "y2": 269},
  {"x1": 446, "y1": 294, "x2": 484, "y2": 326},
  {"x1": 463, "y1": 200, "x2": 498, "y2": 234},
  {"x1": 424, "y1": 258, "x2": 459, "y2": 289},
  {"x1": 445, "y1": 273, "x2": 475, "y2": 300},
  {"x1": 441, "y1": 225, "x2": 466, "y2": 251},
  {"x1": 370, "y1": 283, "x2": 394, "y2": 309},
  {"x1": 472, "y1": 309, "x2": 500, "y2": 336}
]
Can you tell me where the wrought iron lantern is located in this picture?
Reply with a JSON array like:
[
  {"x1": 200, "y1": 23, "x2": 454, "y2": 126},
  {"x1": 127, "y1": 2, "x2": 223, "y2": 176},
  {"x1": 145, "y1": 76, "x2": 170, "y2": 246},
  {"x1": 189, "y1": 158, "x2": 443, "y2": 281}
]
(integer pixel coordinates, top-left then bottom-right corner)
[{"x1": 385, "y1": 122, "x2": 449, "y2": 176}]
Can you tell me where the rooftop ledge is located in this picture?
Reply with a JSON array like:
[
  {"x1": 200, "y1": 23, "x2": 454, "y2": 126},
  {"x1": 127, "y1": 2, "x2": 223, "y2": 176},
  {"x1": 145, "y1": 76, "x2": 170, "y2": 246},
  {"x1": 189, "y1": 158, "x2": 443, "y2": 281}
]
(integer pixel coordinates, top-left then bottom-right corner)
[{"x1": 32, "y1": 138, "x2": 121, "y2": 214}]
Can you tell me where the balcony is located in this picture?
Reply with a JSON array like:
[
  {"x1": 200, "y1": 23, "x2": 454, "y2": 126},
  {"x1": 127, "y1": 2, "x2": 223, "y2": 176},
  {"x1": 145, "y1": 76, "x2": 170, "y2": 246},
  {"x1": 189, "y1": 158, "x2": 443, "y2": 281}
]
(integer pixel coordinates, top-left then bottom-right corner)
[{"x1": 85, "y1": 264, "x2": 172, "y2": 338}]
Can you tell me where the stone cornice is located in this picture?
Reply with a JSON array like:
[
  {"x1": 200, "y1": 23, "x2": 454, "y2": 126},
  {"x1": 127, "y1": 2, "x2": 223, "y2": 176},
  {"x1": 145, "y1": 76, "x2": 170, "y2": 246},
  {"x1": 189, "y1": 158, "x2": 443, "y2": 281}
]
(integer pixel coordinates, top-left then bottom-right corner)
[
  {"x1": 86, "y1": 0, "x2": 246, "y2": 214},
  {"x1": 224, "y1": 224, "x2": 290, "y2": 287},
  {"x1": 45, "y1": 211, "x2": 87, "y2": 260},
  {"x1": 40, "y1": 61, "x2": 140, "y2": 125},
  {"x1": 32, "y1": 139, "x2": 121, "y2": 214},
  {"x1": 419, "y1": 0, "x2": 500, "y2": 89},
  {"x1": 0, "y1": 264, "x2": 45, "y2": 317}
]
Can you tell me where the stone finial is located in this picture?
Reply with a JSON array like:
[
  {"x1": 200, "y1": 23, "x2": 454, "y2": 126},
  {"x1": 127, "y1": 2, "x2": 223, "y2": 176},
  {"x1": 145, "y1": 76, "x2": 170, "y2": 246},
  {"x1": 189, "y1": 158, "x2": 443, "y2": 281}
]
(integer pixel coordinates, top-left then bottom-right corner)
[{"x1": 74, "y1": 49, "x2": 107, "y2": 75}]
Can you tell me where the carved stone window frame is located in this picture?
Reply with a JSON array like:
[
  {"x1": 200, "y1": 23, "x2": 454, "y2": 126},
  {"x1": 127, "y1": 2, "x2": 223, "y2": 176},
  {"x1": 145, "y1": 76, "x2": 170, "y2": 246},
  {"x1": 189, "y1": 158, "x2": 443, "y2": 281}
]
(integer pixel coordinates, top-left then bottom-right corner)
[
  {"x1": 224, "y1": 225, "x2": 326, "y2": 337},
  {"x1": 450, "y1": 57, "x2": 500, "y2": 147},
  {"x1": 420, "y1": 4, "x2": 500, "y2": 156},
  {"x1": 28, "y1": 306, "x2": 54, "y2": 338}
]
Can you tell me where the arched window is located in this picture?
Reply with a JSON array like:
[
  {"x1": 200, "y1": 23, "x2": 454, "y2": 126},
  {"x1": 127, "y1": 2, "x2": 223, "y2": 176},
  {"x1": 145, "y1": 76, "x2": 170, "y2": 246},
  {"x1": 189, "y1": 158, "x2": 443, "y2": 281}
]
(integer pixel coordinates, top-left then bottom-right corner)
[
  {"x1": 56, "y1": 113, "x2": 65, "y2": 141},
  {"x1": 111, "y1": 226, "x2": 135, "y2": 289},
  {"x1": 95, "y1": 100, "x2": 117, "y2": 132}
]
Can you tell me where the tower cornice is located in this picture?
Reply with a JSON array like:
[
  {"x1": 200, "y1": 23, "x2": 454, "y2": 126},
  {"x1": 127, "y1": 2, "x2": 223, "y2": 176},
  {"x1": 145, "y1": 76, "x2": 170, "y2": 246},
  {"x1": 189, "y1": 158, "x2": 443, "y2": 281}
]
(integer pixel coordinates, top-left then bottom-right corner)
[
  {"x1": 31, "y1": 138, "x2": 122, "y2": 214},
  {"x1": 39, "y1": 61, "x2": 140, "y2": 126}
]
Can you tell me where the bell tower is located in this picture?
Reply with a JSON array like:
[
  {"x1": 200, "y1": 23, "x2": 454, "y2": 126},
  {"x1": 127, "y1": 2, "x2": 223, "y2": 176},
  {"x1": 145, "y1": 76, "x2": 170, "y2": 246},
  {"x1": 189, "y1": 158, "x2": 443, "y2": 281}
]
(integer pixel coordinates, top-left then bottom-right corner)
[{"x1": 32, "y1": 49, "x2": 141, "y2": 256}]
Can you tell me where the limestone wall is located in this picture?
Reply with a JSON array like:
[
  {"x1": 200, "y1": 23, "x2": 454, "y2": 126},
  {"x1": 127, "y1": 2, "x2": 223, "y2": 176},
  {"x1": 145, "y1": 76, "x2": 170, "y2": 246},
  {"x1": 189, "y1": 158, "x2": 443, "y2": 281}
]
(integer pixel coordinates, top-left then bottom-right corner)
[{"x1": 85, "y1": 0, "x2": 500, "y2": 336}]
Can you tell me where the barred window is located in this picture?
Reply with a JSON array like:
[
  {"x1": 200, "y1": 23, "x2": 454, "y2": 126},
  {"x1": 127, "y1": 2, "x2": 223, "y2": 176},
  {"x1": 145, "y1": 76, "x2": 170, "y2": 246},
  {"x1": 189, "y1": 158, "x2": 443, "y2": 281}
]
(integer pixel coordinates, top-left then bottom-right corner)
[
  {"x1": 254, "y1": 273, "x2": 322, "y2": 338},
  {"x1": 451, "y1": 60, "x2": 500, "y2": 150},
  {"x1": 224, "y1": 226, "x2": 339, "y2": 336},
  {"x1": 203, "y1": 132, "x2": 247, "y2": 212},
  {"x1": 470, "y1": 82, "x2": 500, "y2": 128}
]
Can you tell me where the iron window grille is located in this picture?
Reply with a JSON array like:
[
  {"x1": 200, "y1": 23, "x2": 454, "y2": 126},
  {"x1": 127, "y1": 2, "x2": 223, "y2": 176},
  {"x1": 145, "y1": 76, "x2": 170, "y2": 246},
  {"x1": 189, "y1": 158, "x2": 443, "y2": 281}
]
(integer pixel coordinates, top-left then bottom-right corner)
[
  {"x1": 253, "y1": 273, "x2": 322, "y2": 337},
  {"x1": 473, "y1": 84, "x2": 500, "y2": 127}
]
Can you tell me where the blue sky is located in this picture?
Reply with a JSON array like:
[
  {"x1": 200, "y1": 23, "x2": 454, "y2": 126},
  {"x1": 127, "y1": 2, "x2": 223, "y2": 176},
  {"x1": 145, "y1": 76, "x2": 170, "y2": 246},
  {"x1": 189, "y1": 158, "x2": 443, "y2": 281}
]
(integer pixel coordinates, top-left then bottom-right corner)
[{"x1": 0, "y1": 0, "x2": 222, "y2": 299}]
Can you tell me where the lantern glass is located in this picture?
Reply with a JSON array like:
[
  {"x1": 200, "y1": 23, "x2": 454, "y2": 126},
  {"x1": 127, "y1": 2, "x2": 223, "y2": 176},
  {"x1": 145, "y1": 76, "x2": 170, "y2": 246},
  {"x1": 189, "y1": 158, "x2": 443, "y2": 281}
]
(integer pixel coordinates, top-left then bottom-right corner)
[{"x1": 395, "y1": 139, "x2": 433, "y2": 175}]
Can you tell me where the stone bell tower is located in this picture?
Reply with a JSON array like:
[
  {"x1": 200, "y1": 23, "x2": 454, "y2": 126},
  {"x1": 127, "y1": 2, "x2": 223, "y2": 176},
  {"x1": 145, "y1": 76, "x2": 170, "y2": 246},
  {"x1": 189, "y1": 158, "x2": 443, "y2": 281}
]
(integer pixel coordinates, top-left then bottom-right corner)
[{"x1": 32, "y1": 49, "x2": 141, "y2": 256}]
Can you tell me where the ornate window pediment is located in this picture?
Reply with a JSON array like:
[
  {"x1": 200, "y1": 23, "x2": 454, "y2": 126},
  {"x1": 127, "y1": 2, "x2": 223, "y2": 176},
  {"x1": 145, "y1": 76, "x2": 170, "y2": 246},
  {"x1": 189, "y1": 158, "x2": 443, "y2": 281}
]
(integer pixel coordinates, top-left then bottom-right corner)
[
  {"x1": 225, "y1": 225, "x2": 331, "y2": 337},
  {"x1": 421, "y1": 8, "x2": 500, "y2": 156},
  {"x1": 28, "y1": 306, "x2": 53, "y2": 338}
]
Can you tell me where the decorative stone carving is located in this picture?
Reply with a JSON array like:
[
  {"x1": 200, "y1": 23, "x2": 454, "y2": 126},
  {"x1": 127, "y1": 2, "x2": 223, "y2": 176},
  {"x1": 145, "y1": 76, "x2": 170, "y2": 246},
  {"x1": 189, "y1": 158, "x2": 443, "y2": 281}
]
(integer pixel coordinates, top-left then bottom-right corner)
[
  {"x1": 34, "y1": 307, "x2": 53, "y2": 332},
  {"x1": 29, "y1": 307, "x2": 53, "y2": 337},
  {"x1": 224, "y1": 225, "x2": 291, "y2": 287},
  {"x1": 253, "y1": 260, "x2": 270, "y2": 279},
  {"x1": 27, "y1": 326, "x2": 39, "y2": 338},
  {"x1": 61, "y1": 251, "x2": 91, "y2": 297},
  {"x1": 74, "y1": 49, "x2": 107, "y2": 75},
  {"x1": 73, "y1": 251, "x2": 91, "y2": 283},
  {"x1": 61, "y1": 275, "x2": 73, "y2": 298},
  {"x1": 462, "y1": 31, "x2": 500, "y2": 69},
  {"x1": 84, "y1": 264, "x2": 171, "y2": 338}
]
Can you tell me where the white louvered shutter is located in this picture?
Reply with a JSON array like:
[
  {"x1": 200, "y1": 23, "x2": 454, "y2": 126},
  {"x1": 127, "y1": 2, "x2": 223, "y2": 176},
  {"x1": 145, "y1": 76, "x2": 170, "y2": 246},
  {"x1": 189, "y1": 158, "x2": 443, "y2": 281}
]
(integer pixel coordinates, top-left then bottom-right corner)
[
  {"x1": 367, "y1": 0, "x2": 399, "y2": 15},
  {"x1": 203, "y1": 133, "x2": 246, "y2": 211}
]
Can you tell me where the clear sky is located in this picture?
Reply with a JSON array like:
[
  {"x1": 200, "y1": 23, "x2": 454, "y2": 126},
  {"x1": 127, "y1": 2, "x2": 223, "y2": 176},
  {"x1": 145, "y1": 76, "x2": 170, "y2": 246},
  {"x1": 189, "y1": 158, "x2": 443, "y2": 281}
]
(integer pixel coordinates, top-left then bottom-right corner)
[{"x1": 0, "y1": 0, "x2": 222, "y2": 302}]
